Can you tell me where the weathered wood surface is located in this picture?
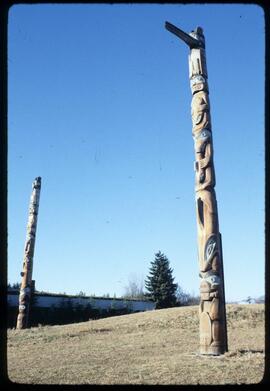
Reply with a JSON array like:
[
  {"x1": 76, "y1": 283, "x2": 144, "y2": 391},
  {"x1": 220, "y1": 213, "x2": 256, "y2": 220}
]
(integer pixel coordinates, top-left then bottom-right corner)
[
  {"x1": 188, "y1": 27, "x2": 227, "y2": 355},
  {"x1": 165, "y1": 23, "x2": 228, "y2": 355},
  {"x1": 16, "y1": 177, "x2": 41, "y2": 329}
]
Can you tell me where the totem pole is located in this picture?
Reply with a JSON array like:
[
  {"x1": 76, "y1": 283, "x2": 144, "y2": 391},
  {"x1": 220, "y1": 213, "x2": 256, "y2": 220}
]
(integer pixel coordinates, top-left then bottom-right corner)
[
  {"x1": 16, "y1": 177, "x2": 41, "y2": 329},
  {"x1": 165, "y1": 22, "x2": 228, "y2": 355}
]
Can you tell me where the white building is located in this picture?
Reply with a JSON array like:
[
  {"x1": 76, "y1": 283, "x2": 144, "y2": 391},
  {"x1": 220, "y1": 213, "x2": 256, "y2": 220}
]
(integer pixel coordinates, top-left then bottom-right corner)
[{"x1": 8, "y1": 290, "x2": 155, "y2": 312}]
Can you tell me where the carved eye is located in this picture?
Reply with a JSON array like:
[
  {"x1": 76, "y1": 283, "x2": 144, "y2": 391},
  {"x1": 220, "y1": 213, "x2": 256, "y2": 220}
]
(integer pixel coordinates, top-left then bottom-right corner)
[
  {"x1": 191, "y1": 75, "x2": 205, "y2": 86},
  {"x1": 204, "y1": 236, "x2": 217, "y2": 262},
  {"x1": 199, "y1": 129, "x2": 211, "y2": 140},
  {"x1": 206, "y1": 242, "x2": 215, "y2": 257},
  {"x1": 206, "y1": 275, "x2": 220, "y2": 287}
]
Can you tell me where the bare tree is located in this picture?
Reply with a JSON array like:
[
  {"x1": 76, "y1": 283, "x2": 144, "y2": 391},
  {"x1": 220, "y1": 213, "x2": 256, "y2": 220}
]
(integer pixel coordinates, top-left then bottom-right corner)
[
  {"x1": 176, "y1": 286, "x2": 200, "y2": 306},
  {"x1": 123, "y1": 273, "x2": 145, "y2": 299}
]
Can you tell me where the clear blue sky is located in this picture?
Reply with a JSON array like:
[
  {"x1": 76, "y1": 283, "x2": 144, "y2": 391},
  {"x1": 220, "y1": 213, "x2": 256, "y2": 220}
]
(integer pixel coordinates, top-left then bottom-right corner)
[{"x1": 8, "y1": 4, "x2": 264, "y2": 302}]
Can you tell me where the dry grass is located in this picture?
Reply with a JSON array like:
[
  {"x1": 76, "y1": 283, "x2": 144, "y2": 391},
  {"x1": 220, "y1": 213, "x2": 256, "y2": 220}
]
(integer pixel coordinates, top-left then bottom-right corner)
[{"x1": 7, "y1": 304, "x2": 265, "y2": 385}]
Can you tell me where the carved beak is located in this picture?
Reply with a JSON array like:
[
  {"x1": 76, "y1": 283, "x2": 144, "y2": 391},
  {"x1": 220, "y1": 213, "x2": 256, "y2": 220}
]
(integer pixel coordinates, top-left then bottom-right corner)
[{"x1": 165, "y1": 21, "x2": 203, "y2": 49}]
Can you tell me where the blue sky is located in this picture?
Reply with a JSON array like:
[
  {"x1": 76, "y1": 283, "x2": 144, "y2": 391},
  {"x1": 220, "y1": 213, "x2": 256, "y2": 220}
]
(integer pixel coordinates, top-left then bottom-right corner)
[{"x1": 8, "y1": 4, "x2": 264, "y2": 302}]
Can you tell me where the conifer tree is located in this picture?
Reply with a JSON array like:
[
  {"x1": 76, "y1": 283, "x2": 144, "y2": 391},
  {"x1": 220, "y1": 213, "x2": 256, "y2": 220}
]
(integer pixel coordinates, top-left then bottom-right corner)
[{"x1": 145, "y1": 251, "x2": 178, "y2": 309}]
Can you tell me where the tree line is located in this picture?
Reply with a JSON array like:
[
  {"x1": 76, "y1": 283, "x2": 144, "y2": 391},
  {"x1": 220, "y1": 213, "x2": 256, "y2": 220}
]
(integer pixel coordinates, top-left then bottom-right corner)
[
  {"x1": 123, "y1": 251, "x2": 265, "y2": 307},
  {"x1": 7, "y1": 252, "x2": 199, "y2": 308}
]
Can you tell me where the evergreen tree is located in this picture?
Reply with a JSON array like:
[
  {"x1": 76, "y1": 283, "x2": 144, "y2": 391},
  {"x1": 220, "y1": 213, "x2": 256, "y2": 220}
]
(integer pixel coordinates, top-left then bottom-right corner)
[{"x1": 145, "y1": 251, "x2": 178, "y2": 309}]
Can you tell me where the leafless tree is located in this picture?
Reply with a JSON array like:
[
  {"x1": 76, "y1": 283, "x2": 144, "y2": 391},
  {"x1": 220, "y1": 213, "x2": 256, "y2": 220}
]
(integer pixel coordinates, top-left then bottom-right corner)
[
  {"x1": 123, "y1": 273, "x2": 145, "y2": 299},
  {"x1": 176, "y1": 286, "x2": 200, "y2": 306}
]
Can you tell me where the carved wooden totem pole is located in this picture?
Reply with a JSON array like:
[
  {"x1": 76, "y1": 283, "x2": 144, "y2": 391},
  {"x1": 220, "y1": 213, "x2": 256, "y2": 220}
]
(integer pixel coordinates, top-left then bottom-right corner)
[
  {"x1": 16, "y1": 177, "x2": 41, "y2": 329},
  {"x1": 165, "y1": 22, "x2": 228, "y2": 355}
]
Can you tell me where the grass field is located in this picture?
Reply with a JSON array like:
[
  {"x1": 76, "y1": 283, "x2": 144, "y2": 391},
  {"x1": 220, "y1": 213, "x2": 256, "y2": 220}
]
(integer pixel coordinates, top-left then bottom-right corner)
[{"x1": 7, "y1": 304, "x2": 265, "y2": 385}]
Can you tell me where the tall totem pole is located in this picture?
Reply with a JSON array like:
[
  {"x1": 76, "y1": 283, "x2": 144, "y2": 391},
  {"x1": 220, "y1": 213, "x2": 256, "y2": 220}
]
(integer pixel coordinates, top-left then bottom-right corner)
[
  {"x1": 165, "y1": 22, "x2": 228, "y2": 355},
  {"x1": 16, "y1": 177, "x2": 41, "y2": 329}
]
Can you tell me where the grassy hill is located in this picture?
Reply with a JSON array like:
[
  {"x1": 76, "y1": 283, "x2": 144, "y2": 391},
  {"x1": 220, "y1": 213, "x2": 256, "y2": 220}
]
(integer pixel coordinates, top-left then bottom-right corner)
[{"x1": 7, "y1": 304, "x2": 265, "y2": 385}]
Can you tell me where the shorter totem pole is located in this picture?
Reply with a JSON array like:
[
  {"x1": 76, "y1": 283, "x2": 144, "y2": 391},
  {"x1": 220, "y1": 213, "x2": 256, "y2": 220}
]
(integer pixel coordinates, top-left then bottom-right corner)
[
  {"x1": 16, "y1": 177, "x2": 41, "y2": 329},
  {"x1": 165, "y1": 22, "x2": 228, "y2": 355}
]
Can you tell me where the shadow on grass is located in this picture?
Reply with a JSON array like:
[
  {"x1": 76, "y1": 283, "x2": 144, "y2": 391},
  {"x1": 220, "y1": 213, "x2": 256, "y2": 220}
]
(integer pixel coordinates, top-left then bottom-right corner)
[
  {"x1": 225, "y1": 349, "x2": 264, "y2": 357},
  {"x1": 238, "y1": 349, "x2": 264, "y2": 354}
]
